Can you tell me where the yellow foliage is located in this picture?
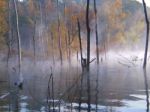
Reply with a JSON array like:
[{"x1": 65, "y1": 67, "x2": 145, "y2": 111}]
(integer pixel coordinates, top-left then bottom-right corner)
[
  {"x1": 127, "y1": 20, "x2": 145, "y2": 43},
  {"x1": 0, "y1": 0, "x2": 8, "y2": 48}
]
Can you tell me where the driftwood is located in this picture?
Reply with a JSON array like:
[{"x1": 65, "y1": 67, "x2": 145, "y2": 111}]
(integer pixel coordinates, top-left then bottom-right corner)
[{"x1": 0, "y1": 93, "x2": 10, "y2": 99}]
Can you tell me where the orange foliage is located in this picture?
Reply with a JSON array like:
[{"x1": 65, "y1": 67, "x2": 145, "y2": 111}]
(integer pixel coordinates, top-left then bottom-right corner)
[
  {"x1": 0, "y1": 0, "x2": 8, "y2": 48},
  {"x1": 0, "y1": 0, "x2": 7, "y2": 10},
  {"x1": 106, "y1": 0, "x2": 127, "y2": 45}
]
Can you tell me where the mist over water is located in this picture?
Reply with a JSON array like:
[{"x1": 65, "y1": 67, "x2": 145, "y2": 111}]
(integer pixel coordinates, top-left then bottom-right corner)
[
  {"x1": 1, "y1": 0, "x2": 150, "y2": 111},
  {"x1": 0, "y1": 51, "x2": 150, "y2": 112}
]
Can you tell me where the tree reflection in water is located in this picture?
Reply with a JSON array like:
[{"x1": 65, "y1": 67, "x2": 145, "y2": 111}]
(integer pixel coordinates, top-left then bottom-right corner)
[{"x1": 143, "y1": 68, "x2": 149, "y2": 112}]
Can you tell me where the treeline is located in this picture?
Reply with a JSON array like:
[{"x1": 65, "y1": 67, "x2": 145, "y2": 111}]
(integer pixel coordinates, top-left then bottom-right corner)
[{"x1": 0, "y1": 0, "x2": 148, "y2": 61}]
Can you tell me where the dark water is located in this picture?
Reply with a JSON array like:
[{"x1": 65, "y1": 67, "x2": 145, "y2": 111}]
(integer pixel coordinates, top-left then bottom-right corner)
[{"x1": 0, "y1": 60, "x2": 150, "y2": 112}]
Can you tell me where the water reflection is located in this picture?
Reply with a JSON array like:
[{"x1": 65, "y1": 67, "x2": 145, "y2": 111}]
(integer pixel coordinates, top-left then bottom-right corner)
[
  {"x1": 143, "y1": 68, "x2": 149, "y2": 112},
  {"x1": 0, "y1": 63, "x2": 150, "y2": 112},
  {"x1": 95, "y1": 65, "x2": 99, "y2": 112}
]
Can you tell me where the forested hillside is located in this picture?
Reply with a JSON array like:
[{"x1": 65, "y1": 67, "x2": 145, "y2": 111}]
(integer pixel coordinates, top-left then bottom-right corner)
[
  {"x1": 1, "y1": 1, "x2": 150, "y2": 112},
  {"x1": 0, "y1": 0, "x2": 149, "y2": 58}
]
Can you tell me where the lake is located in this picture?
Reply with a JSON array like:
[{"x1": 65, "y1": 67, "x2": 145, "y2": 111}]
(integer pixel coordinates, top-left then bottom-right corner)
[{"x1": 0, "y1": 58, "x2": 150, "y2": 112}]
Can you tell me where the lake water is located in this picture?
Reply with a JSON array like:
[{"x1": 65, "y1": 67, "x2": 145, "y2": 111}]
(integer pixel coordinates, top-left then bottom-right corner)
[{"x1": 0, "y1": 58, "x2": 150, "y2": 112}]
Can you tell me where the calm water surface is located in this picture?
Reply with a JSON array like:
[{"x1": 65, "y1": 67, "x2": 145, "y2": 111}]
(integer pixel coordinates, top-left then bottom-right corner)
[{"x1": 0, "y1": 60, "x2": 150, "y2": 112}]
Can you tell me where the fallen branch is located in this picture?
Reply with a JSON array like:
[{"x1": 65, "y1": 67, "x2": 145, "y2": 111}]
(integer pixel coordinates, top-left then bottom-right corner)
[
  {"x1": 0, "y1": 93, "x2": 10, "y2": 99},
  {"x1": 118, "y1": 61, "x2": 131, "y2": 68},
  {"x1": 89, "y1": 58, "x2": 96, "y2": 64},
  {"x1": 118, "y1": 54, "x2": 136, "y2": 66}
]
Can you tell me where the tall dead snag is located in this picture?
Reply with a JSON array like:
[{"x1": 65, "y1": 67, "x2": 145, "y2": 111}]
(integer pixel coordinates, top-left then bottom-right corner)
[
  {"x1": 6, "y1": 0, "x2": 12, "y2": 67},
  {"x1": 77, "y1": 18, "x2": 84, "y2": 112},
  {"x1": 39, "y1": 1, "x2": 45, "y2": 58},
  {"x1": 51, "y1": 31, "x2": 55, "y2": 65},
  {"x1": 13, "y1": 0, "x2": 23, "y2": 87},
  {"x1": 94, "y1": 0, "x2": 99, "y2": 64},
  {"x1": 86, "y1": 0, "x2": 91, "y2": 111},
  {"x1": 77, "y1": 19, "x2": 83, "y2": 69},
  {"x1": 57, "y1": 0, "x2": 63, "y2": 65},
  {"x1": 67, "y1": 30, "x2": 71, "y2": 64},
  {"x1": 143, "y1": 0, "x2": 149, "y2": 68},
  {"x1": 32, "y1": 18, "x2": 36, "y2": 64},
  {"x1": 86, "y1": 0, "x2": 91, "y2": 71}
]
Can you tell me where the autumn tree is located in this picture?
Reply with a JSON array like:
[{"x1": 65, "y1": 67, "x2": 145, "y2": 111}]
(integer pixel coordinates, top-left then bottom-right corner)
[
  {"x1": 99, "y1": 0, "x2": 126, "y2": 54},
  {"x1": 0, "y1": 0, "x2": 8, "y2": 50}
]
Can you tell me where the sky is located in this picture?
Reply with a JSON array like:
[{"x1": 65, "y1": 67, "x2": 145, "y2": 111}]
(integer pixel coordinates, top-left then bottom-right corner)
[
  {"x1": 18, "y1": 0, "x2": 24, "y2": 2},
  {"x1": 134, "y1": 0, "x2": 150, "y2": 7}
]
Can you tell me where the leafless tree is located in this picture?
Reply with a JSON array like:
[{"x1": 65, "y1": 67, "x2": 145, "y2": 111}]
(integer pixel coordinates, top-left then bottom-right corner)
[
  {"x1": 6, "y1": 0, "x2": 13, "y2": 67},
  {"x1": 51, "y1": 31, "x2": 55, "y2": 65},
  {"x1": 77, "y1": 19, "x2": 83, "y2": 69},
  {"x1": 86, "y1": 1, "x2": 91, "y2": 111},
  {"x1": 57, "y1": 0, "x2": 63, "y2": 65},
  {"x1": 142, "y1": 0, "x2": 149, "y2": 68},
  {"x1": 13, "y1": 0, "x2": 23, "y2": 88},
  {"x1": 86, "y1": 0, "x2": 91, "y2": 71},
  {"x1": 32, "y1": 17, "x2": 36, "y2": 64},
  {"x1": 94, "y1": 0, "x2": 99, "y2": 64}
]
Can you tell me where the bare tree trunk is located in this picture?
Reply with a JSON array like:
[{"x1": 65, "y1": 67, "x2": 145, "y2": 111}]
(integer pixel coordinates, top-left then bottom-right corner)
[
  {"x1": 77, "y1": 19, "x2": 83, "y2": 69},
  {"x1": 7, "y1": 1, "x2": 12, "y2": 110},
  {"x1": 64, "y1": 2, "x2": 70, "y2": 64},
  {"x1": 143, "y1": 0, "x2": 149, "y2": 68},
  {"x1": 86, "y1": 0, "x2": 91, "y2": 71},
  {"x1": 39, "y1": 2, "x2": 45, "y2": 58},
  {"x1": 51, "y1": 31, "x2": 55, "y2": 65},
  {"x1": 6, "y1": 0, "x2": 12, "y2": 68},
  {"x1": 94, "y1": 0, "x2": 99, "y2": 64},
  {"x1": 65, "y1": 32, "x2": 68, "y2": 59},
  {"x1": 68, "y1": 30, "x2": 71, "y2": 64},
  {"x1": 32, "y1": 18, "x2": 36, "y2": 64},
  {"x1": 14, "y1": 0, "x2": 23, "y2": 87},
  {"x1": 57, "y1": 0, "x2": 63, "y2": 65},
  {"x1": 86, "y1": 0, "x2": 91, "y2": 111}
]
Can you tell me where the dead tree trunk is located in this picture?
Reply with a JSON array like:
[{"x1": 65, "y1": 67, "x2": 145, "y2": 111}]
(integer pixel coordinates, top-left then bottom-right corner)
[
  {"x1": 68, "y1": 30, "x2": 71, "y2": 64},
  {"x1": 39, "y1": 2, "x2": 45, "y2": 58},
  {"x1": 57, "y1": 0, "x2": 63, "y2": 65},
  {"x1": 143, "y1": 0, "x2": 149, "y2": 68},
  {"x1": 77, "y1": 19, "x2": 84, "y2": 69},
  {"x1": 32, "y1": 18, "x2": 36, "y2": 64},
  {"x1": 86, "y1": 1, "x2": 91, "y2": 111},
  {"x1": 86, "y1": 0, "x2": 91, "y2": 71},
  {"x1": 14, "y1": 0, "x2": 23, "y2": 87},
  {"x1": 6, "y1": 0, "x2": 13, "y2": 68},
  {"x1": 94, "y1": 0, "x2": 99, "y2": 64},
  {"x1": 51, "y1": 31, "x2": 55, "y2": 65},
  {"x1": 77, "y1": 19, "x2": 84, "y2": 112}
]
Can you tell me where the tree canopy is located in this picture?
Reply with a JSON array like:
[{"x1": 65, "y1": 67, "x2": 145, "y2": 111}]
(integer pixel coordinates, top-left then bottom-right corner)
[{"x1": 0, "y1": 0, "x2": 8, "y2": 49}]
